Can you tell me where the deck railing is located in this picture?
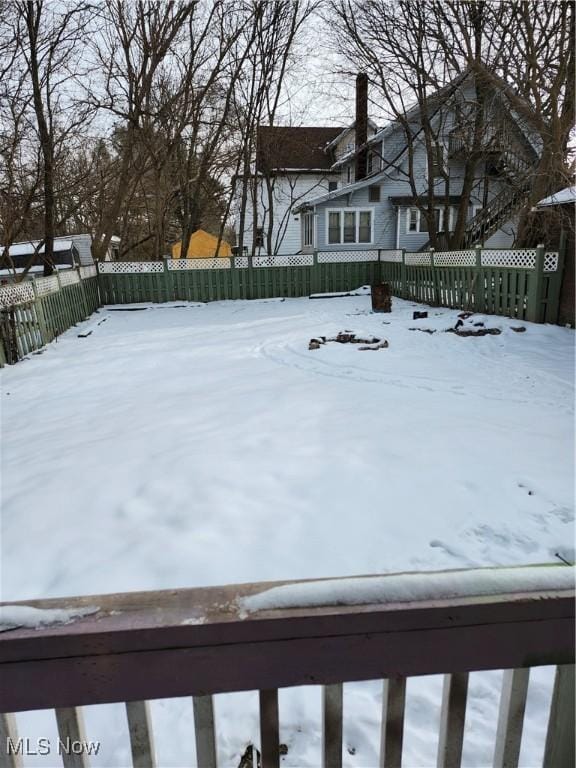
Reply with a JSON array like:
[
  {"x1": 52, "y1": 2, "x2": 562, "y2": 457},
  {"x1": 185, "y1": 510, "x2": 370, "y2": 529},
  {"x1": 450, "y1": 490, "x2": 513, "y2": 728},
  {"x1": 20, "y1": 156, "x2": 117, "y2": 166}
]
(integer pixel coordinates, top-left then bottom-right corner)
[{"x1": 0, "y1": 565, "x2": 574, "y2": 768}]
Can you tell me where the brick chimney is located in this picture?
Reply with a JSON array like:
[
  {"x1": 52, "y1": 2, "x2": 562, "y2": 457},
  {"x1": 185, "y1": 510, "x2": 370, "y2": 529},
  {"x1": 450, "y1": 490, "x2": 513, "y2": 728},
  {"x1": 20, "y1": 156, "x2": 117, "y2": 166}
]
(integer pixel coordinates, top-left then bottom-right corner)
[{"x1": 355, "y1": 72, "x2": 369, "y2": 181}]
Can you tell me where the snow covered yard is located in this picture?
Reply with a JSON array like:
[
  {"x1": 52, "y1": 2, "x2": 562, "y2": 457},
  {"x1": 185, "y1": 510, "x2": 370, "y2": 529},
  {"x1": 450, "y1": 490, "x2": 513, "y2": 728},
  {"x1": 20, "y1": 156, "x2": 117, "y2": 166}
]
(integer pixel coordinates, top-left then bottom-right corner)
[{"x1": 1, "y1": 293, "x2": 574, "y2": 767}]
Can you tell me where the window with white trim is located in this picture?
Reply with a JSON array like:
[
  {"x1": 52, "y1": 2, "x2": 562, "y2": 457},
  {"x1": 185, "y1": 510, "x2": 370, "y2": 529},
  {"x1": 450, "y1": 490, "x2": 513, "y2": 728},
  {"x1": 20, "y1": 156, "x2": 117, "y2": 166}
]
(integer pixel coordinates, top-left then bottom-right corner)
[
  {"x1": 407, "y1": 206, "x2": 456, "y2": 234},
  {"x1": 407, "y1": 208, "x2": 427, "y2": 233},
  {"x1": 303, "y1": 212, "x2": 314, "y2": 247},
  {"x1": 327, "y1": 209, "x2": 373, "y2": 244}
]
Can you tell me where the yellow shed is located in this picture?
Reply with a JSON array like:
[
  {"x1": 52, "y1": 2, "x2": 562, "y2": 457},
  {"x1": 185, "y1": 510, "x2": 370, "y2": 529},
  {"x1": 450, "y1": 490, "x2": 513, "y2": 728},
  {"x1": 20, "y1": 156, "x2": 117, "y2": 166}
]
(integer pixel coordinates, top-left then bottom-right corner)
[{"x1": 172, "y1": 229, "x2": 232, "y2": 259}]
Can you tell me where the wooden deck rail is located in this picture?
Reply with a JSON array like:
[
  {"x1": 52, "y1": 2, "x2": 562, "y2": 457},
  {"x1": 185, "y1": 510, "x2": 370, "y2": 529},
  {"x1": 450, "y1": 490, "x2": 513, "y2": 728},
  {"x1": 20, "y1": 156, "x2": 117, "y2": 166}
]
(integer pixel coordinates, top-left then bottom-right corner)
[{"x1": 0, "y1": 566, "x2": 574, "y2": 768}]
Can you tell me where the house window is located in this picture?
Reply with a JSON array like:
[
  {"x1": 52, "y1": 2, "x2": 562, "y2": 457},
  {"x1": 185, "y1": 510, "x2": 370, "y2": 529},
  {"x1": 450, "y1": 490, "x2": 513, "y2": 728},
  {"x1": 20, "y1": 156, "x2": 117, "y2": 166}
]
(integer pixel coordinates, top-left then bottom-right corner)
[
  {"x1": 407, "y1": 208, "x2": 429, "y2": 233},
  {"x1": 359, "y1": 211, "x2": 371, "y2": 242},
  {"x1": 327, "y1": 209, "x2": 373, "y2": 245},
  {"x1": 328, "y1": 181, "x2": 338, "y2": 192},
  {"x1": 303, "y1": 213, "x2": 314, "y2": 247},
  {"x1": 328, "y1": 212, "x2": 341, "y2": 244},
  {"x1": 472, "y1": 205, "x2": 483, "y2": 219},
  {"x1": 369, "y1": 185, "x2": 380, "y2": 202},
  {"x1": 367, "y1": 151, "x2": 381, "y2": 176},
  {"x1": 407, "y1": 206, "x2": 456, "y2": 233},
  {"x1": 255, "y1": 227, "x2": 264, "y2": 248}
]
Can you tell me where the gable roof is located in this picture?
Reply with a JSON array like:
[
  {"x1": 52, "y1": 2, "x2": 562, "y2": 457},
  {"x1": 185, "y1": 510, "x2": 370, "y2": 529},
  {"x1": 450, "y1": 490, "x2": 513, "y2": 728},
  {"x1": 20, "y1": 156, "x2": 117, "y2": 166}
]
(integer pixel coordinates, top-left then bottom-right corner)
[{"x1": 256, "y1": 126, "x2": 342, "y2": 173}]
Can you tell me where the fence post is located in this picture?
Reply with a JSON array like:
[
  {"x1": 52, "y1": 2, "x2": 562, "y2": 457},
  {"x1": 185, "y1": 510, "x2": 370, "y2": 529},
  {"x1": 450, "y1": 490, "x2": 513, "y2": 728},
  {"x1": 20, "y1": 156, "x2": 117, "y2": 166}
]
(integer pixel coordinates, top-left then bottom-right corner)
[
  {"x1": 474, "y1": 245, "x2": 483, "y2": 312},
  {"x1": 544, "y1": 235, "x2": 566, "y2": 324},
  {"x1": 31, "y1": 278, "x2": 50, "y2": 346},
  {"x1": 312, "y1": 249, "x2": 320, "y2": 295},
  {"x1": 163, "y1": 258, "x2": 174, "y2": 303},
  {"x1": 430, "y1": 247, "x2": 440, "y2": 306},
  {"x1": 401, "y1": 249, "x2": 407, "y2": 298},
  {"x1": 526, "y1": 244, "x2": 545, "y2": 323}
]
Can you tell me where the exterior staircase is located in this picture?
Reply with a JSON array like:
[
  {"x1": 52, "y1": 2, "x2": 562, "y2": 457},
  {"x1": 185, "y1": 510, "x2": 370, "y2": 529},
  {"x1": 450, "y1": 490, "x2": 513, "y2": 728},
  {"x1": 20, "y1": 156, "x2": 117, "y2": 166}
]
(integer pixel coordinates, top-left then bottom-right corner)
[
  {"x1": 461, "y1": 175, "x2": 531, "y2": 247},
  {"x1": 418, "y1": 173, "x2": 532, "y2": 252}
]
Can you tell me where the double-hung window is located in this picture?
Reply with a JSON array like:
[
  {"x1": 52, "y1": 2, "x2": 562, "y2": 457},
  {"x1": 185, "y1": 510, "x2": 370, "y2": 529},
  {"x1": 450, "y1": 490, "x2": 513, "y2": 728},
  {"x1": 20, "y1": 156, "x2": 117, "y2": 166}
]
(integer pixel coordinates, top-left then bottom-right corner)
[
  {"x1": 327, "y1": 209, "x2": 373, "y2": 244},
  {"x1": 407, "y1": 208, "x2": 428, "y2": 233}
]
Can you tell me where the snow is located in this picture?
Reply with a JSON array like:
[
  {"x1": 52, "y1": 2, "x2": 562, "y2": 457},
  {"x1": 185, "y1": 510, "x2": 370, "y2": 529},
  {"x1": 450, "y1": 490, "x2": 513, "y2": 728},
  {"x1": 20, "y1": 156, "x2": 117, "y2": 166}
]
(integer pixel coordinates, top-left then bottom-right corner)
[
  {"x1": 240, "y1": 565, "x2": 574, "y2": 613},
  {"x1": 0, "y1": 605, "x2": 98, "y2": 630},
  {"x1": 1, "y1": 294, "x2": 573, "y2": 767},
  {"x1": 0, "y1": 239, "x2": 73, "y2": 256}
]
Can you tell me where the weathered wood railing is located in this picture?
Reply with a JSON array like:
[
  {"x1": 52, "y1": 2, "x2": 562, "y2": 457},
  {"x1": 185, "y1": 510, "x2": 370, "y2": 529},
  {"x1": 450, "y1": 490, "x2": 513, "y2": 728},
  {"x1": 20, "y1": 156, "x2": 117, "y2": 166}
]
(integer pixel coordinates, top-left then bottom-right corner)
[{"x1": 0, "y1": 566, "x2": 574, "y2": 768}]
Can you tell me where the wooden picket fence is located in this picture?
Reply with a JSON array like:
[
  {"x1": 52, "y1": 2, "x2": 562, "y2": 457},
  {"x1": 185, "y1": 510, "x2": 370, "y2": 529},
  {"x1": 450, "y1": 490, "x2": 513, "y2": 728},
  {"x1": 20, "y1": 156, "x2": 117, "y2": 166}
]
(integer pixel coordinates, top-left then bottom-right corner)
[
  {"x1": 97, "y1": 246, "x2": 563, "y2": 325},
  {"x1": 96, "y1": 254, "x2": 382, "y2": 305},
  {"x1": 0, "y1": 246, "x2": 565, "y2": 366},
  {"x1": 379, "y1": 245, "x2": 563, "y2": 323},
  {"x1": 0, "y1": 267, "x2": 99, "y2": 366}
]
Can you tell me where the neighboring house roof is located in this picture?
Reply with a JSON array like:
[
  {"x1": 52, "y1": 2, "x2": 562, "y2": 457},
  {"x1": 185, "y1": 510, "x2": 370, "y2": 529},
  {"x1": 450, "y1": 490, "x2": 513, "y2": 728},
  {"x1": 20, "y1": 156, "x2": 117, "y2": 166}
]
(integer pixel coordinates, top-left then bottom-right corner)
[
  {"x1": 256, "y1": 126, "x2": 342, "y2": 173},
  {"x1": 1, "y1": 239, "x2": 74, "y2": 256},
  {"x1": 535, "y1": 186, "x2": 576, "y2": 207}
]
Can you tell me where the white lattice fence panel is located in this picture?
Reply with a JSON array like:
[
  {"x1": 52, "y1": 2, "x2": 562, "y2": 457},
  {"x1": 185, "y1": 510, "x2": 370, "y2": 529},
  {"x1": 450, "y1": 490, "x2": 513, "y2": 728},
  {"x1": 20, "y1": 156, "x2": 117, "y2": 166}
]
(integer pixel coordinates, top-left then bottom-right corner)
[
  {"x1": 433, "y1": 250, "x2": 476, "y2": 267},
  {"x1": 79, "y1": 265, "x2": 97, "y2": 279},
  {"x1": 59, "y1": 270, "x2": 80, "y2": 286},
  {"x1": 481, "y1": 249, "x2": 536, "y2": 268},
  {"x1": 405, "y1": 252, "x2": 432, "y2": 266},
  {"x1": 253, "y1": 254, "x2": 314, "y2": 267},
  {"x1": 167, "y1": 258, "x2": 231, "y2": 270},
  {"x1": 234, "y1": 257, "x2": 249, "y2": 268},
  {"x1": 544, "y1": 252, "x2": 559, "y2": 272},
  {"x1": 98, "y1": 261, "x2": 164, "y2": 274},
  {"x1": 317, "y1": 250, "x2": 379, "y2": 263},
  {"x1": 35, "y1": 275, "x2": 60, "y2": 296},
  {"x1": 0, "y1": 282, "x2": 35, "y2": 308},
  {"x1": 380, "y1": 250, "x2": 403, "y2": 263}
]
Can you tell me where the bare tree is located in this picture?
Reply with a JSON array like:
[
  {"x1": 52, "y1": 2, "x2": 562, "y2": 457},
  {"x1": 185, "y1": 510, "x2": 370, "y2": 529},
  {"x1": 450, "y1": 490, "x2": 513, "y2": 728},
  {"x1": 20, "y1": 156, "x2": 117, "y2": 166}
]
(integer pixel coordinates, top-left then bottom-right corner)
[
  {"x1": 233, "y1": 1, "x2": 320, "y2": 257},
  {"x1": 327, "y1": 0, "x2": 574, "y2": 248}
]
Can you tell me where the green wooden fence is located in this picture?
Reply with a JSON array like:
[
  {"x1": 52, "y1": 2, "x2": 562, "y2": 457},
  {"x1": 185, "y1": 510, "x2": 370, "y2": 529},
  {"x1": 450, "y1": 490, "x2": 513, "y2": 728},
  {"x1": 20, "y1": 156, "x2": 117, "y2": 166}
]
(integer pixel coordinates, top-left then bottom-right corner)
[
  {"x1": 0, "y1": 268, "x2": 99, "y2": 366},
  {"x1": 0, "y1": 245, "x2": 565, "y2": 367},
  {"x1": 97, "y1": 259, "x2": 382, "y2": 305},
  {"x1": 379, "y1": 245, "x2": 563, "y2": 323}
]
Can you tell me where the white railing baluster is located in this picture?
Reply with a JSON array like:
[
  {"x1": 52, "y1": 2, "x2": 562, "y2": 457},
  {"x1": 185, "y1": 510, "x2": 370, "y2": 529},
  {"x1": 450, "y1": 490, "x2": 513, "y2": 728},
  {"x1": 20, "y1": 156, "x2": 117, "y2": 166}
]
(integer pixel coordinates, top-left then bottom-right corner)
[
  {"x1": 0, "y1": 714, "x2": 23, "y2": 768},
  {"x1": 543, "y1": 664, "x2": 575, "y2": 768},
  {"x1": 437, "y1": 673, "x2": 469, "y2": 768},
  {"x1": 493, "y1": 668, "x2": 529, "y2": 768},
  {"x1": 126, "y1": 701, "x2": 156, "y2": 768},
  {"x1": 379, "y1": 677, "x2": 406, "y2": 768},
  {"x1": 259, "y1": 689, "x2": 279, "y2": 768},
  {"x1": 192, "y1": 696, "x2": 217, "y2": 768},
  {"x1": 55, "y1": 707, "x2": 90, "y2": 768},
  {"x1": 323, "y1": 684, "x2": 343, "y2": 768}
]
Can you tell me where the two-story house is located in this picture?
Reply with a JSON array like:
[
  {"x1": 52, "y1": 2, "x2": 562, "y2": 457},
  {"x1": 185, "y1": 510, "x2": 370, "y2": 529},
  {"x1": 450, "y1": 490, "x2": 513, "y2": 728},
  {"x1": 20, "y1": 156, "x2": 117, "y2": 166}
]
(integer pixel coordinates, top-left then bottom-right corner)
[
  {"x1": 294, "y1": 71, "x2": 541, "y2": 254},
  {"x1": 236, "y1": 70, "x2": 540, "y2": 257}
]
